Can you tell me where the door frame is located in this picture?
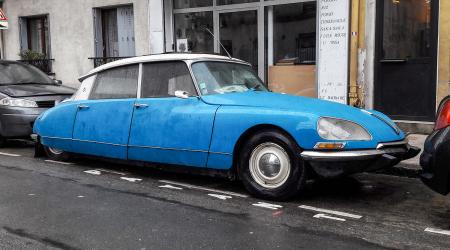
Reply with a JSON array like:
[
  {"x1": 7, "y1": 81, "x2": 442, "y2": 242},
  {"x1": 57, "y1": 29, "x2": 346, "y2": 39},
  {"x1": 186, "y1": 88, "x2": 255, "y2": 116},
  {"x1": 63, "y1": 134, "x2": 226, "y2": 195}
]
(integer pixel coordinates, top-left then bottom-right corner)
[{"x1": 374, "y1": 0, "x2": 440, "y2": 121}]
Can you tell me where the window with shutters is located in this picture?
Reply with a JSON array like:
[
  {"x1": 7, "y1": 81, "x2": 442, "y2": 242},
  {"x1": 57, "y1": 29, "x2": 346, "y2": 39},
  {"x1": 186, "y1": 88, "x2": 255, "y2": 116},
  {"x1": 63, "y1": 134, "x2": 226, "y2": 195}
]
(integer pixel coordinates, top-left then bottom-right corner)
[
  {"x1": 19, "y1": 15, "x2": 50, "y2": 57},
  {"x1": 93, "y1": 5, "x2": 136, "y2": 59}
]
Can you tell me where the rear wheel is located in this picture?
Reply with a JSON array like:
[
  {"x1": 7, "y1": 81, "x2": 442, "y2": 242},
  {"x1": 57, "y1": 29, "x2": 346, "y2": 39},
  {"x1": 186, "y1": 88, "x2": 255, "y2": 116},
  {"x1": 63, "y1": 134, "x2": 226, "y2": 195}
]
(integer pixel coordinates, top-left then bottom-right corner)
[
  {"x1": 43, "y1": 146, "x2": 71, "y2": 161},
  {"x1": 0, "y1": 136, "x2": 5, "y2": 148},
  {"x1": 238, "y1": 130, "x2": 306, "y2": 201}
]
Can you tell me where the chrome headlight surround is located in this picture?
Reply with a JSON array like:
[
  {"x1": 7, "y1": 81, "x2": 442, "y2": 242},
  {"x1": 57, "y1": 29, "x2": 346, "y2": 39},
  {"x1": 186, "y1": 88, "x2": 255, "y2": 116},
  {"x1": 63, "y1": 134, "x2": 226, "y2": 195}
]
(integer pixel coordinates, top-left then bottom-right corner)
[
  {"x1": 317, "y1": 117, "x2": 372, "y2": 141},
  {"x1": 0, "y1": 97, "x2": 38, "y2": 108}
]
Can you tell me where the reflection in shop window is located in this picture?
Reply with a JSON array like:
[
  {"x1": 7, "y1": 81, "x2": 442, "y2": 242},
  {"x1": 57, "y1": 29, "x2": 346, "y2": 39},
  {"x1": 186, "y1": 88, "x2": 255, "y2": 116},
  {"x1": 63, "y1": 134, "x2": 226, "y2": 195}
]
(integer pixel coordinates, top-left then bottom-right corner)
[
  {"x1": 382, "y1": 0, "x2": 432, "y2": 59},
  {"x1": 173, "y1": 0, "x2": 212, "y2": 9},
  {"x1": 174, "y1": 12, "x2": 214, "y2": 53},
  {"x1": 265, "y1": 2, "x2": 317, "y2": 97}
]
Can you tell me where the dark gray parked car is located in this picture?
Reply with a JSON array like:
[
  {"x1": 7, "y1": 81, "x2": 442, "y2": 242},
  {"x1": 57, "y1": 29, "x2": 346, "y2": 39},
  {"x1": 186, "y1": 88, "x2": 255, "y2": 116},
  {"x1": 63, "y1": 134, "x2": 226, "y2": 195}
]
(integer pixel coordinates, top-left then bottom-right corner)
[{"x1": 0, "y1": 60, "x2": 75, "y2": 146}]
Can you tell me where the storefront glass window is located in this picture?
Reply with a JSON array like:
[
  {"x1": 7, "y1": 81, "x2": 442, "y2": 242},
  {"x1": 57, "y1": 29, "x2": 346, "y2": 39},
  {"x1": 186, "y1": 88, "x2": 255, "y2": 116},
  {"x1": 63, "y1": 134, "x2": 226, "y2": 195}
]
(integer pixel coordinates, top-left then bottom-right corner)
[
  {"x1": 267, "y1": 2, "x2": 317, "y2": 65},
  {"x1": 174, "y1": 12, "x2": 214, "y2": 53},
  {"x1": 217, "y1": 0, "x2": 258, "y2": 6},
  {"x1": 265, "y1": 2, "x2": 317, "y2": 97},
  {"x1": 173, "y1": 0, "x2": 212, "y2": 9},
  {"x1": 219, "y1": 10, "x2": 258, "y2": 70}
]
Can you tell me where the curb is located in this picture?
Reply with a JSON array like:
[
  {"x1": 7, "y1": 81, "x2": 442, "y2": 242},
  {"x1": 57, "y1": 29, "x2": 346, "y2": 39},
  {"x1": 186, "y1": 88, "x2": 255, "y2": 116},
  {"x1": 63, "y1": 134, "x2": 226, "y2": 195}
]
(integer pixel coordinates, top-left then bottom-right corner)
[{"x1": 376, "y1": 163, "x2": 421, "y2": 178}]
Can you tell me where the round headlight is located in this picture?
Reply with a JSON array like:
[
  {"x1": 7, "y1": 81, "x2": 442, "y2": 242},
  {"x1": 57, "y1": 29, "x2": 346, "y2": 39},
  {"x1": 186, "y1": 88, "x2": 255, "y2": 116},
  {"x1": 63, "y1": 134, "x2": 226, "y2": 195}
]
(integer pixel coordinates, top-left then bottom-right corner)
[{"x1": 317, "y1": 117, "x2": 372, "y2": 141}]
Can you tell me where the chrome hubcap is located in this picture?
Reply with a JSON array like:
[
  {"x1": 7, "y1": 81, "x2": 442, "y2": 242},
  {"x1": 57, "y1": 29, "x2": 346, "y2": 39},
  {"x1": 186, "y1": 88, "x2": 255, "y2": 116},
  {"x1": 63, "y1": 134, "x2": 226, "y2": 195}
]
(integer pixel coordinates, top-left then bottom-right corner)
[
  {"x1": 249, "y1": 142, "x2": 291, "y2": 189},
  {"x1": 48, "y1": 147, "x2": 63, "y2": 155}
]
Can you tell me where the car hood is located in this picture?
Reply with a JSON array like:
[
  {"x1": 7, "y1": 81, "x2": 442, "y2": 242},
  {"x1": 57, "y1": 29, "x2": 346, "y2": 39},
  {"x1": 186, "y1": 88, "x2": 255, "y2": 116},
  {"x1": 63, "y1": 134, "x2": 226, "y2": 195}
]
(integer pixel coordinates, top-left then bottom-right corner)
[
  {"x1": 201, "y1": 91, "x2": 405, "y2": 141},
  {"x1": 201, "y1": 91, "x2": 360, "y2": 114},
  {"x1": 0, "y1": 84, "x2": 75, "y2": 97}
]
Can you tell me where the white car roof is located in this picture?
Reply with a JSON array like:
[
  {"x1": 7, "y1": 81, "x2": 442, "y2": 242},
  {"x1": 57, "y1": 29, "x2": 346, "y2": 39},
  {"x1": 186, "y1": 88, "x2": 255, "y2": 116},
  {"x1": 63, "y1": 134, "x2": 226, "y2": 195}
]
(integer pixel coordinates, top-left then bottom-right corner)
[{"x1": 79, "y1": 53, "x2": 246, "y2": 81}]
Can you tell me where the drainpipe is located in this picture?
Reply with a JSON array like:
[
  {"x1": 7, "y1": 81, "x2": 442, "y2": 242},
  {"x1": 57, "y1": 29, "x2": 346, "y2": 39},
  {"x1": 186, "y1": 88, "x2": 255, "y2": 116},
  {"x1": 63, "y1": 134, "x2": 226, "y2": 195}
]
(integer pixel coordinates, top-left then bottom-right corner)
[{"x1": 349, "y1": 0, "x2": 363, "y2": 107}]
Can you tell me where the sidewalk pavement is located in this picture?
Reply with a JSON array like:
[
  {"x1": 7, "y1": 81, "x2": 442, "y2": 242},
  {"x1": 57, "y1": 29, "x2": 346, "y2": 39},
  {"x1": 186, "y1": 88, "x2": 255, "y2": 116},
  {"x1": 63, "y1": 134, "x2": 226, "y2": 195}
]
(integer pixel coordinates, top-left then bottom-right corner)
[{"x1": 380, "y1": 134, "x2": 426, "y2": 178}]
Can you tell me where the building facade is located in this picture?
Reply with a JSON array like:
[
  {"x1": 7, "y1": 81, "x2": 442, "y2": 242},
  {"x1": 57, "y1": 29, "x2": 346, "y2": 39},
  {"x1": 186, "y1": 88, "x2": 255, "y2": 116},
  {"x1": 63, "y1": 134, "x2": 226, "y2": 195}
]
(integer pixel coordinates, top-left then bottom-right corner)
[{"x1": 0, "y1": 0, "x2": 448, "y2": 131}]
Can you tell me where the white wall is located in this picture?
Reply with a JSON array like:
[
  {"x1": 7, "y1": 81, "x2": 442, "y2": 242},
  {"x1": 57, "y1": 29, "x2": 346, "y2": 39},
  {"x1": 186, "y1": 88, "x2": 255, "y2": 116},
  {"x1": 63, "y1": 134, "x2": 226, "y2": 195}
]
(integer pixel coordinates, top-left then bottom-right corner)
[
  {"x1": 363, "y1": 0, "x2": 376, "y2": 109},
  {"x1": 2, "y1": 0, "x2": 154, "y2": 87}
]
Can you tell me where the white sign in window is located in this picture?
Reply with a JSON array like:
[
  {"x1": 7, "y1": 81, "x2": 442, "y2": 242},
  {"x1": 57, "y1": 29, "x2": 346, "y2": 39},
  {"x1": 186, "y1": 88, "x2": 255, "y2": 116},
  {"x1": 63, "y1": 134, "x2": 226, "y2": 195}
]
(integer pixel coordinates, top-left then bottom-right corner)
[{"x1": 317, "y1": 0, "x2": 350, "y2": 104}]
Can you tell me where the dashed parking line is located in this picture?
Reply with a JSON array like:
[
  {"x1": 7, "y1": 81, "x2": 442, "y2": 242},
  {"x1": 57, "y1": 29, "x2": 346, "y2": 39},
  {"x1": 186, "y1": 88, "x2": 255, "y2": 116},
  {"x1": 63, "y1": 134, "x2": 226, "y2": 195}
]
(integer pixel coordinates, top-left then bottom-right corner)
[
  {"x1": 252, "y1": 202, "x2": 283, "y2": 210},
  {"x1": 45, "y1": 160, "x2": 74, "y2": 165},
  {"x1": 299, "y1": 205, "x2": 363, "y2": 219},
  {"x1": 208, "y1": 194, "x2": 232, "y2": 200},
  {"x1": 313, "y1": 213, "x2": 346, "y2": 222},
  {"x1": 159, "y1": 184, "x2": 183, "y2": 190},
  {"x1": 425, "y1": 227, "x2": 450, "y2": 236},
  {"x1": 84, "y1": 170, "x2": 101, "y2": 175},
  {"x1": 159, "y1": 180, "x2": 248, "y2": 198},
  {"x1": 97, "y1": 168, "x2": 126, "y2": 176},
  {"x1": 120, "y1": 177, "x2": 142, "y2": 183},
  {"x1": 0, "y1": 152, "x2": 21, "y2": 157}
]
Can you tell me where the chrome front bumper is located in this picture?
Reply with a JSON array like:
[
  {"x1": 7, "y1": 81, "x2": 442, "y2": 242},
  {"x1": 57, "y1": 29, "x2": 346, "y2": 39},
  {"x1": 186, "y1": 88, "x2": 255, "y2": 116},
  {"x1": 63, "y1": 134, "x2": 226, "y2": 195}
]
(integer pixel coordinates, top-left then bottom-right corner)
[
  {"x1": 300, "y1": 140, "x2": 420, "y2": 178},
  {"x1": 301, "y1": 140, "x2": 415, "y2": 161}
]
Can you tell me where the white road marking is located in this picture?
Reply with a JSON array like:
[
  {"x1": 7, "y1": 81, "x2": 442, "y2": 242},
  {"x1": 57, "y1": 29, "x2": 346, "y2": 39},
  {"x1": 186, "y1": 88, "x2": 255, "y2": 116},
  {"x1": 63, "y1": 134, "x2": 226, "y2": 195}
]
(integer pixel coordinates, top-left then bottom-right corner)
[
  {"x1": 84, "y1": 170, "x2": 101, "y2": 175},
  {"x1": 159, "y1": 184, "x2": 183, "y2": 190},
  {"x1": 425, "y1": 227, "x2": 450, "y2": 236},
  {"x1": 45, "y1": 160, "x2": 74, "y2": 165},
  {"x1": 120, "y1": 177, "x2": 142, "y2": 183},
  {"x1": 159, "y1": 180, "x2": 248, "y2": 198},
  {"x1": 97, "y1": 168, "x2": 126, "y2": 176},
  {"x1": 28, "y1": 194, "x2": 35, "y2": 196},
  {"x1": 299, "y1": 205, "x2": 362, "y2": 219},
  {"x1": 252, "y1": 202, "x2": 283, "y2": 210},
  {"x1": 0, "y1": 152, "x2": 20, "y2": 157},
  {"x1": 77, "y1": 195, "x2": 85, "y2": 198},
  {"x1": 208, "y1": 194, "x2": 232, "y2": 200},
  {"x1": 313, "y1": 213, "x2": 346, "y2": 222}
]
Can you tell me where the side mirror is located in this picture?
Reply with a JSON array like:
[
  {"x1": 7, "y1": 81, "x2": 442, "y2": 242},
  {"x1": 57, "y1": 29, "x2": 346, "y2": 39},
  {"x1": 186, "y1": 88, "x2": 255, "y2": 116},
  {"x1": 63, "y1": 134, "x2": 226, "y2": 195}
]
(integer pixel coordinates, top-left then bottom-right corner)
[
  {"x1": 174, "y1": 90, "x2": 189, "y2": 99},
  {"x1": 54, "y1": 79, "x2": 62, "y2": 85}
]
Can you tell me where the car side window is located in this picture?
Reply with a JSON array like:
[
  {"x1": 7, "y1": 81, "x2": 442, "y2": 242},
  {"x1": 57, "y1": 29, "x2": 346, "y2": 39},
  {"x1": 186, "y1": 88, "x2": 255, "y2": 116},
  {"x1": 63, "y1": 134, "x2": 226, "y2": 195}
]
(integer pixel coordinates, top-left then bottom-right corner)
[
  {"x1": 141, "y1": 61, "x2": 197, "y2": 98},
  {"x1": 89, "y1": 65, "x2": 138, "y2": 100}
]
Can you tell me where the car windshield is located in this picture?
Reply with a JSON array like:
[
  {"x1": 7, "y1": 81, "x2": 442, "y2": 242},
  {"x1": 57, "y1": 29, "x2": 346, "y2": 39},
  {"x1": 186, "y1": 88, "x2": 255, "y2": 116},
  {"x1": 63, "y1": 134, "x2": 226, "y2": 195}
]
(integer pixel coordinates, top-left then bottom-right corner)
[
  {"x1": 0, "y1": 62, "x2": 54, "y2": 85},
  {"x1": 191, "y1": 61, "x2": 268, "y2": 95}
]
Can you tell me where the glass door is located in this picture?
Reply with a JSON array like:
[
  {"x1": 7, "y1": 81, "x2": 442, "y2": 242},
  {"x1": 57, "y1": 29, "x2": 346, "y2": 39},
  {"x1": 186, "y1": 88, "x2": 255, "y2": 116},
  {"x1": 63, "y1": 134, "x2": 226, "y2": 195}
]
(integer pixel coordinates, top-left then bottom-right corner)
[{"x1": 218, "y1": 10, "x2": 259, "y2": 71}]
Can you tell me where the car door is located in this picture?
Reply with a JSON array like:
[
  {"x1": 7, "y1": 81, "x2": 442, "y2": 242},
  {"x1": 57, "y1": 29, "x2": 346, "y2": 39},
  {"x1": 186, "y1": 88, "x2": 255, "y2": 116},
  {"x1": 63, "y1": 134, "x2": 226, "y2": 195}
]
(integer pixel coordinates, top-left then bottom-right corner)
[
  {"x1": 128, "y1": 61, "x2": 218, "y2": 167},
  {"x1": 71, "y1": 64, "x2": 139, "y2": 159}
]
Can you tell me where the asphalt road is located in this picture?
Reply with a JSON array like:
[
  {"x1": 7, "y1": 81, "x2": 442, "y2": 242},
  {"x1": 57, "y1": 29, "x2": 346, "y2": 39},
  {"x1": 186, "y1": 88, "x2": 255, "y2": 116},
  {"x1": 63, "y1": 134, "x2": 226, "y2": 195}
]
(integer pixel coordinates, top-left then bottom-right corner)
[{"x1": 0, "y1": 141, "x2": 449, "y2": 249}]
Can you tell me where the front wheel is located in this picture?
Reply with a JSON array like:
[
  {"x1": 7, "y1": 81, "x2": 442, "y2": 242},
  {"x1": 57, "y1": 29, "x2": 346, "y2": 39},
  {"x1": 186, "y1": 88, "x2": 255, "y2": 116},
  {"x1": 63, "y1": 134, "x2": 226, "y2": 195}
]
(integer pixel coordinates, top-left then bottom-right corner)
[
  {"x1": 238, "y1": 130, "x2": 306, "y2": 201},
  {"x1": 43, "y1": 146, "x2": 71, "y2": 162}
]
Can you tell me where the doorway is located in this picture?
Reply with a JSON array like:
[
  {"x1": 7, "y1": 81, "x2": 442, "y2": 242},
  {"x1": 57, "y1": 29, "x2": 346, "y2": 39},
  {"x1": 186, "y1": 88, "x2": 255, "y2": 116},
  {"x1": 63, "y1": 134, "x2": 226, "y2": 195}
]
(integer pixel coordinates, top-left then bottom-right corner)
[{"x1": 375, "y1": 0, "x2": 439, "y2": 121}]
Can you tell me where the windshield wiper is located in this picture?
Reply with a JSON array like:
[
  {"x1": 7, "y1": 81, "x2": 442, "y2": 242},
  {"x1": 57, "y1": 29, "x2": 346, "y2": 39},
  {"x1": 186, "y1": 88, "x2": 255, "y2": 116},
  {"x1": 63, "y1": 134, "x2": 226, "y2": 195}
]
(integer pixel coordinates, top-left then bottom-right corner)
[{"x1": 247, "y1": 85, "x2": 265, "y2": 92}]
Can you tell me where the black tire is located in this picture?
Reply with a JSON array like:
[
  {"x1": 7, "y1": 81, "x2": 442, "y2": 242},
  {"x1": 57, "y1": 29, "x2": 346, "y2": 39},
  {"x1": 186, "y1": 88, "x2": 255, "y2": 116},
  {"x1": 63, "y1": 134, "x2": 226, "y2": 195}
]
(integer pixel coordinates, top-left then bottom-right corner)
[
  {"x1": 0, "y1": 136, "x2": 5, "y2": 148},
  {"x1": 238, "y1": 130, "x2": 306, "y2": 201},
  {"x1": 43, "y1": 145, "x2": 71, "y2": 161}
]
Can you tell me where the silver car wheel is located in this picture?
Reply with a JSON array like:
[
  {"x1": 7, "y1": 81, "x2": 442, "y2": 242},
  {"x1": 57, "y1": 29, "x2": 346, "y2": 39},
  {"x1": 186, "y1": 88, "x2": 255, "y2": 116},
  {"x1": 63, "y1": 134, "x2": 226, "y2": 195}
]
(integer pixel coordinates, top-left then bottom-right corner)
[
  {"x1": 249, "y1": 142, "x2": 291, "y2": 189},
  {"x1": 48, "y1": 147, "x2": 64, "y2": 155}
]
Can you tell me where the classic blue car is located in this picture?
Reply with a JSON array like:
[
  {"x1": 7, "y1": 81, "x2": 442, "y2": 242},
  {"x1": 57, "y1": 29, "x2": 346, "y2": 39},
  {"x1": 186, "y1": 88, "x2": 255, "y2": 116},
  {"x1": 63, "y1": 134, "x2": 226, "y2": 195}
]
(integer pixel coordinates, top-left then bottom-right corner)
[{"x1": 33, "y1": 53, "x2": 419, "y2": 200}]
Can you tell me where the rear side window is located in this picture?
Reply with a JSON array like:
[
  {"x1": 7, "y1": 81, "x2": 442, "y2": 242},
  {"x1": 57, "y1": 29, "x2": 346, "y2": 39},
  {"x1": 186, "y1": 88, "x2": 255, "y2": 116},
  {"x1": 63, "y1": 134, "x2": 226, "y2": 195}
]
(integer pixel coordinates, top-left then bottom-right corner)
[
  {"x1": 90, "y1": 65, "x2": 138, "y2": 100},
  {"x1": 141, "y1": 61, "x2": 197, "y2": 98}
]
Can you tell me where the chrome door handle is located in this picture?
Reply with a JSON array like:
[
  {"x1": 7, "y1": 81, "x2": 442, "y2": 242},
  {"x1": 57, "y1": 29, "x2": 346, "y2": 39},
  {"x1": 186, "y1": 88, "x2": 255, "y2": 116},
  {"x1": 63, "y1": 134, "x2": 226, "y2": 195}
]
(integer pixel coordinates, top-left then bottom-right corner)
[
  {"x1": 134, "y1": 103, "x2": 149, "y2": 108},
  {"x1": 77, "y1": 105, "x2": 89, "y2": 110}
]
